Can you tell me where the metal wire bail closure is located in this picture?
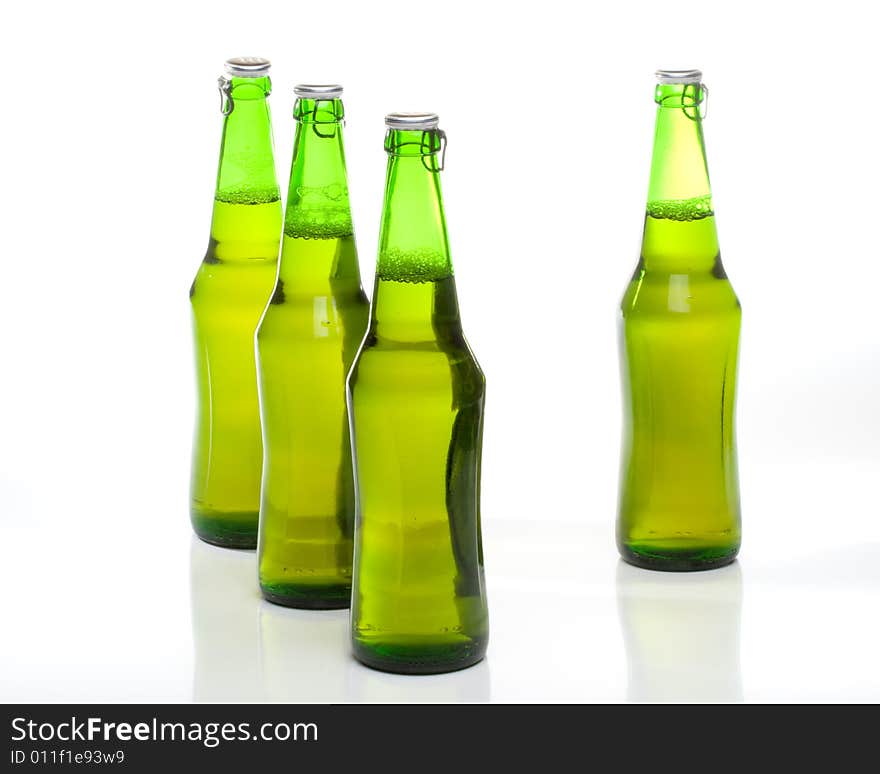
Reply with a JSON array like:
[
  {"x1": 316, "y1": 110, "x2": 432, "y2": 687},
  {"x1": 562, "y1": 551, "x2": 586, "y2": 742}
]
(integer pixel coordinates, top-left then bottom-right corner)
[
  {"x1": 420, "y1": 129, "x2": 447, "y2": 173},
  {"x1": 654, "y1": 69, "x2": 708, "y2": 122},
  {"x1": 218, "y1": 76, "x2": 234, "y2": 116},
  {"x1": 384, "y1": 113, "x2": 446, "y2": 172},
  {"x1": 679, "y1": 81, "x2": 709, "y2": 122},
  {"x1": 298, "y1": 99, "x2": 345, "y2": 139},
  {"x1": 293, "y1": 86, "x2": 345, "y2": 139},
  {"x1": 384, "y1": 127, "x2": 447, "y2": 172}
]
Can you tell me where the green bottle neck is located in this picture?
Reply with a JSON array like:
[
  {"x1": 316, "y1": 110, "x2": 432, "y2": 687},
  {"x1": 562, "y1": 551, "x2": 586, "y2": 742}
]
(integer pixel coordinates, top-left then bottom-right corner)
[
  {"x1": 377, "y1": 129, "x2": 453, "y2": 282},
  {"x1": 640, "y1": 82, "x2": 719, "y2": 273},
  {"x1": 277, "y1": 97, "x2": 362, "y2": 289},
  {"x1": 283, "y1": 98, "x2": 353, "y2": 240},
  {"x1": 372, "y1": 128, "x2": 458, "y2": 342},
  {"x1": 208, "y1": 76, "x2": 281, "y2": 262},
  {"x1": 214, "y1": 76, "x2": 280, "y2": 202}
]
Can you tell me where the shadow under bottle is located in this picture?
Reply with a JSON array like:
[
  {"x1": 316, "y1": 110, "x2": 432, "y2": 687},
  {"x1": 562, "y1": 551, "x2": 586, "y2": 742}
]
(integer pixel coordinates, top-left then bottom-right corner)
[{"x1": 616, "y1": 560, "x2": 744, "y2": 702}]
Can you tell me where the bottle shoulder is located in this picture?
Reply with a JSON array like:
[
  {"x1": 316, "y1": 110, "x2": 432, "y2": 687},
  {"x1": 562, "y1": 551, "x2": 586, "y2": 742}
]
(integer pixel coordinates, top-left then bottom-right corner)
[
  {"x1": 190, "y1": 257, "x2": 278, "y2": 306},
  {"x1": 621, "y1": 272, "x2": 741, "y2": 319},
  {"x1": 350, "y1": 333, "x2": 484, "y2": 390},
  {"x1": 259, "y1": 280, "x2": 369, "y2": 308},
  {"x1": 257, "y1": 287, "x2": 369, "y2": 339}
]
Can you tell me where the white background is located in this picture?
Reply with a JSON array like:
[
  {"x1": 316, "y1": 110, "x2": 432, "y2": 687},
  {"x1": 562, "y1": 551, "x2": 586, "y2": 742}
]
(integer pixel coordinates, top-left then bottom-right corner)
[{"x1": 1, "y1": 0, "x2": 878, "y2": 702}]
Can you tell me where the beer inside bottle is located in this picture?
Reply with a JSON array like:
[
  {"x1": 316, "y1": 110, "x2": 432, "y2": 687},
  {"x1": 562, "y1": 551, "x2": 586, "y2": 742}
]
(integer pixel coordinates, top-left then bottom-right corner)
[
  {"x1": 618, "y1": 70, "x2": 741, "y2": 570},
  {"x1": 348, "y1": 114, "x2": 489, "y2": 673},
  {"x1": 256, "y1": 85, "x2": 369, "y2": 608},
  {"x1": 190, "y1": 58, "x2": 282, "y2": 548}
]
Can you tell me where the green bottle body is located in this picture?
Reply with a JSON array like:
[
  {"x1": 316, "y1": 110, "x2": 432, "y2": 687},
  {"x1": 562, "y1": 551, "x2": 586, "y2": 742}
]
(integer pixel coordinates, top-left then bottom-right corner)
[
  {"x1": 618, "y1": 80, "x2": 741, "y2": 571},
  {"x1": 256, "y1": 97, "x2": 369, "y2": 608},
  {"x1": 190, "y1": 75, "x2": 281, "y2": 548},
  {"x1": 348, "y1": 127, "x2": 489, "y2": 673}
]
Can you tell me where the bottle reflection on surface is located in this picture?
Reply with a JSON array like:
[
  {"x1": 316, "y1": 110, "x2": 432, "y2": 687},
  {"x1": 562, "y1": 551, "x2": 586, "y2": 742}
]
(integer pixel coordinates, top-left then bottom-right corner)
[
  {"x1": 258, "y1": 603, "x2": 350, "y2": 702},
  {"x1": 346, "y1": 658, "x2": 491, "y2": 703},
  {"x1": 616, "y1": 560, "x2": 743, "y2": 702},
  {"x1": 190, "y1": 537, "x2": 263, "y2": 702}
]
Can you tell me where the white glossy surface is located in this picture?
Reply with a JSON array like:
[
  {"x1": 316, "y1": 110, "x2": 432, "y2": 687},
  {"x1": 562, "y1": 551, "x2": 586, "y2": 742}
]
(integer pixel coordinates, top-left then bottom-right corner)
[{"x1": 3, "y1": 458, "x2": 879, "y2": 704}]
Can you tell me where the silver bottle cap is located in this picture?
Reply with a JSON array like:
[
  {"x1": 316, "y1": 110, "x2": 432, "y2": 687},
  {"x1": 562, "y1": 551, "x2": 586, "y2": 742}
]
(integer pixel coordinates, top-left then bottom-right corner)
[
  {"x1": 655, "y1": 69, "x2": 702, "y2": 84},
  {"x1": 294, "y1": 84, "x2": 344, "y2": 99},
  {"x1": 385, "y1": 112, "x2": 440, "y2": 130},
  {"x1": 224, "y1": 57, "x2": 271, "y2": 77}
]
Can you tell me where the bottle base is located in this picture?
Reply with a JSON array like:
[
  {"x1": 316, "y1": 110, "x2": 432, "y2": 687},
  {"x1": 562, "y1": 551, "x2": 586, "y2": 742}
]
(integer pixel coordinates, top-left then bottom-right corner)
[
  {"x1": 352, "y1": 637, "x2": 487, "y2": 676},
  {"x1": 619, "y1": 542, "x2": 739, "y2": 572},
  {"x1": 191, "y1": 510, "x2": 258, "y2": 550},
  {"x1": 260, "y1": 584, "x2": 351, "y2": 610}
]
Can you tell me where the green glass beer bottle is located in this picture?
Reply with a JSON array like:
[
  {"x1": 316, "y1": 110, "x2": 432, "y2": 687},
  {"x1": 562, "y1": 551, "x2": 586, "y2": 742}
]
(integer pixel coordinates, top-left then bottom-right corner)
[
  {"x1": 348, "y1": 113, "x2": 489, "y2": 673},
  {"x1": 618, "y1": 70, "x2": 742, "y2": 571},
  {"x1": 256, "y1": 85, "x2": 369, "y2": 608},
  {"x1": 190, "y1": 58, "x2": 282, "y2": 548}
]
